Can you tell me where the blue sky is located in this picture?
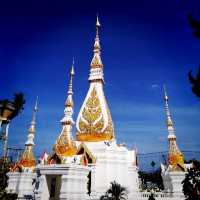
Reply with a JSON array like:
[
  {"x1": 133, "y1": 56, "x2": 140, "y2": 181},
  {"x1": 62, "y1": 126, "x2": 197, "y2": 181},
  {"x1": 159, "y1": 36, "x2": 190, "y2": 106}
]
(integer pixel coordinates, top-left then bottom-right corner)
[{"x1": 0, "y1": 0, "x2": 200, "y2": 156}]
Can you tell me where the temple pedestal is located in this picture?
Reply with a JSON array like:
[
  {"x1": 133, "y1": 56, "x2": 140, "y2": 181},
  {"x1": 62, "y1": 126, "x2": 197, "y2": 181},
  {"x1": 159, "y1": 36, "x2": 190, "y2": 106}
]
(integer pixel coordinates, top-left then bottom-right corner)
[
  {"x1": 6, "y1": 172, "x2": 21, "y2": 194},
  {"x1": 86, "y1": 143, "x2": 138, "y2": 200},
  {"x1": 35, "y1": 164, "x2": 90, "y2": 200},
  {"x1": 60, "y1": 167, "x2": 89, "y2": 200},
  {"x1": 35, "y1": 174, "x2": 49, "y2": 200},
  {"x1": 162, "y1": 170, "x2": 185, "y2": 195},
  {"x1": 7, "y1": 172, "x2": 36, "y2": 199}
]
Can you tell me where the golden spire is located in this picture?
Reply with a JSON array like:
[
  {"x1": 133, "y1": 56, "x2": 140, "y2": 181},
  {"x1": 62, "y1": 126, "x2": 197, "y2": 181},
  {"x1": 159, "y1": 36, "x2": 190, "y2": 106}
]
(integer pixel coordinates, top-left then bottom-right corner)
[
  {"x1": 163, "y1": 86, "x2": 184, "y2": 171},
  {"x1": 90, "y1": 15, "x2": 103, "y2": 70},
  {"x1": 18, "y1": 97, "x2": 38, "y2": 170},
  {"x1": 76, "y1": 16, "x2": 115, "y2": 142},
  {"x1": 54, "y1": 60, "x2": 77, "y2": 157}
]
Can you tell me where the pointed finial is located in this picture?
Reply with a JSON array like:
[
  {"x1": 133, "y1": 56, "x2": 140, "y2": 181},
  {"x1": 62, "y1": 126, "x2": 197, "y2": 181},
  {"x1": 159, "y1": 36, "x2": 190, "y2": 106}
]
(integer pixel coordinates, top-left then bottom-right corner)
[
  {"x1": 96, "y1": 15, "x2": 101, "y2": 39},
  {"x1": 90, "y1": 15, "x2": 103, "y2": 69},
  {"x1": 34, "y1": 96, "x2": 39, "y2": 112},
  {"x1": 163, "y1": 85, "x2": 168, "y2": 101},
  {"x1": 96, "y1": 15, "x2": 101, "y2": 27},
  {"x1": 70, "y1": 58, "x2": 75, "y2": 77},
  {"x1": 61, "y1": 60, "x2": 75, "y2": 124},
  {"x1": 65, "y1": 59, "x2": 75, "y2": 108},
  {"x1": 30, "y1": 96, "x2": 38, "y2": 128}
]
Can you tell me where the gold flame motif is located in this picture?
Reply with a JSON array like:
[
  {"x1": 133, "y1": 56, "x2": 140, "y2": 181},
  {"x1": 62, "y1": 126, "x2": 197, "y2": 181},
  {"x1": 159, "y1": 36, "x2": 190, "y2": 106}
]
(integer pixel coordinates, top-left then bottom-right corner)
[
  {"x1": 17, "y1": 146, "x2": 36, "y2": 169},
  {"x1": 54, "y1": 126, "x2": 77, "y2": 157},
  {"x1": 91, "y1": 55, "x2": 103, "y2": 68},
  {"x1": 168, "y1": 138, "x2": 185, "y2": 171},
  {"x1": 77, "y1": 88, "x2": 114, "y2": 141}
]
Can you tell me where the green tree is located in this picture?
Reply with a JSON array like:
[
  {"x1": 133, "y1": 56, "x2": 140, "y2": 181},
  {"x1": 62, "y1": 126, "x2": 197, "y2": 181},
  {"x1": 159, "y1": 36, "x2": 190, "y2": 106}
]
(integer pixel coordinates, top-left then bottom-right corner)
[
  {"x1": 100, "y1": 181, "x2": 127, "y2": 200},
  {"x1": 188, "y1": 14, "x2": 200, "y2": 98},
  {"x1": 182, "y1": 160, "x2": 200, "y2": 200}
]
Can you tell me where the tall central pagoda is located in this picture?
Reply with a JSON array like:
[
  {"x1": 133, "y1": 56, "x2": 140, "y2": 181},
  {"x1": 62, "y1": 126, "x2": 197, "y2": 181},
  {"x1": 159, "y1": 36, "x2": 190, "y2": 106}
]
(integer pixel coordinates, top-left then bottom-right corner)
[{"x1": 76, "y1": 17, "x2": 115, "y2": 142}]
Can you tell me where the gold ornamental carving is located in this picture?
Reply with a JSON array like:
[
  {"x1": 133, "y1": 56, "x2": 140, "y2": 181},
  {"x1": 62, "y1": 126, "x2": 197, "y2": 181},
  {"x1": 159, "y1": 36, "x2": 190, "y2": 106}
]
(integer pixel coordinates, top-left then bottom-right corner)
[
  {"x1": 77, "y1": 88, "x2": 114, "y2": 142},
  {"x1": 168, "y1": 139, "x2": 185, "y2": 171},
  {"x1": 54, "y1": 127, "x2": 77, "y2": 157},
  {"x1": 16, "y1": 146, "x2": 36, "y2": 169}
]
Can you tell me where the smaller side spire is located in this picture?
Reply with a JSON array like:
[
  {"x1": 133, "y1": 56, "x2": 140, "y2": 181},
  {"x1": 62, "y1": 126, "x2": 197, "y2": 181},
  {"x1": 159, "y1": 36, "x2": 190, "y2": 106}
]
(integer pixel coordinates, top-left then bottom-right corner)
[
  {"x1": 163, "y1": 86, "x2": 185, "y2": 171},
  {"x1": 17, "y1": 97, "x2": 38, "y2": 171},
  {"x1": 163, "y1": 85, "x2": 175, "y2": 138},
  {"x1": 63, "y1": 60, "x2": 75, "y2": 113},
  {"x1": 26, "y1": 96, "x2": 38, "y2": 145},
  {"x1": 53, "y1": 60, "x2": 77, "y2": 159}
]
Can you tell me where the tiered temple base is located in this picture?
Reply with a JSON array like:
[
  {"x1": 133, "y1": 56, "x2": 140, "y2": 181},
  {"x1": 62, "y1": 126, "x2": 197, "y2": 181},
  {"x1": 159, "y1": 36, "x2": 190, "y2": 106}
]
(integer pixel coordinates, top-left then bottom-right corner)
[
  {"x1": 7, "y1": 172, "x2": 36, "y2": 199},
  {"x1": 162, "y1": 170, "x2": 185, "y2": 198},
  {"x1": 35, "y1": 164, "x2": 90, "y2": 200}
]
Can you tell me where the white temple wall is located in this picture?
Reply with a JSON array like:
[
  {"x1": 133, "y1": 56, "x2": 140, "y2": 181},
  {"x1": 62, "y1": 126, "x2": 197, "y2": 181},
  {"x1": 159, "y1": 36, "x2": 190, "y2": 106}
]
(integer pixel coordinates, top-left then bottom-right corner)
[
  {"x1": 7, "y1": 172, "x2": 36, "y2": 200},
  {"x1": 17, "y1": 172, "x2": 36, "y2": 199},
  {"x1": 35, "y1": 164, "x2": 89, "y2": 200},
  {"x1": 162, "y1": 170, "x2": 185, "y2": 194},
  {"x1": 60, "y1": 169, "x2": 89, "y2": 200},
  {"x1": 127, "y1": 166, "x2": 139, "y2": 199},
  {"x1": 6, "y1": 172, "x2": 21, "y2": 194},
  {"x1": 35, "y1": 174, "x2": 49, "y2": 200},
  {"x1": 90, "y1": 147, "x2": 134, "y2": 198}
]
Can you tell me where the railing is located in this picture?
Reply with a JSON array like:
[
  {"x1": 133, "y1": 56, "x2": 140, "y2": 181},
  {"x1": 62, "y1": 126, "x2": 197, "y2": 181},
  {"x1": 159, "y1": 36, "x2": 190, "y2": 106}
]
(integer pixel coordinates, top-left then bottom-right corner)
[{"x1": 139, "y1": 192, "x2": 184, "y2": 200}]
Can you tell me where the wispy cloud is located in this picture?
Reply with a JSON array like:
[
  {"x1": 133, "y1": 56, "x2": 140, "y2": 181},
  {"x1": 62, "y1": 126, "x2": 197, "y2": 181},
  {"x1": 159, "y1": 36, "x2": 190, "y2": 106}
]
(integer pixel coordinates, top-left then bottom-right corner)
[{"x1": 151, "y1": 84, "x2": 160, "y2": 90}]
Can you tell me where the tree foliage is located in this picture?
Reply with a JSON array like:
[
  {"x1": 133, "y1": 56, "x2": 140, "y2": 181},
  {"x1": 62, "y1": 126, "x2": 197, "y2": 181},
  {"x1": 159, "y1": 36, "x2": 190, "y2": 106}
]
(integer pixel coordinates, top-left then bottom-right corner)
[
  {"x1": 100, "y1": 181, "x2": 127, "y2": 200},
  {"x1": 0, "y1": 93, "x2": 25, "y2": 122},
  {"x1": 11, "y1": 93, "x2": 26, "y2": 119},
  {"x1": 182, "y1": 160, "x2": 200, "y2": 200},
  {"x1": 188, "y1": 67, "x2": 200, "y2": 99},
  {"x1": 188, "y1": 14, "x2": 200, "y2": 98},
  {"x1": 188, "y1": 14, "x2": 200, "y2": 38}
]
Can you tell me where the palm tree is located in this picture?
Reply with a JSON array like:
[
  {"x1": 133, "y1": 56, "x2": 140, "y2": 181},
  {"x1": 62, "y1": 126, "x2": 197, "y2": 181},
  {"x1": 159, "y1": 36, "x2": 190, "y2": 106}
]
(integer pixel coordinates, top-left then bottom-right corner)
[
  {"x1": 100, "y1": 181, "x2": 127, "y2": 200},
  {"x1": 0, "y1": 99, "x2": 9, "y2": 118},
  {"x1": 10, "y1": 93, "x2": 26, "y2": 120},
  {"x1": 0, "y1": 93, "x2": 25, "y2": 122}
]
